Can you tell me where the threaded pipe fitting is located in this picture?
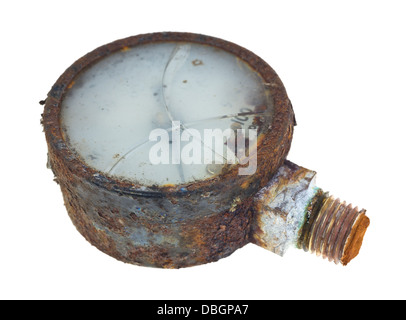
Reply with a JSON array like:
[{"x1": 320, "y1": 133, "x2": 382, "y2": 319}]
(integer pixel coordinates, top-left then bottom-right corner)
[{"x1": 297, "y1": 190, "x2": 370, "y2": 265}]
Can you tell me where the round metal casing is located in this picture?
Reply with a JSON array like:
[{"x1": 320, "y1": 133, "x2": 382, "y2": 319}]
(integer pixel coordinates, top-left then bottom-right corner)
[{"x1": 43, "y1": 32, "x2": 295, "y2": 268}]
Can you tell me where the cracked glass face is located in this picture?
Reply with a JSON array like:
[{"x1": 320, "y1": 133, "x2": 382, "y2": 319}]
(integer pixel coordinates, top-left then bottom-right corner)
[{"x1": 61, "y1": 41, "x2": 274, "y2": 186}]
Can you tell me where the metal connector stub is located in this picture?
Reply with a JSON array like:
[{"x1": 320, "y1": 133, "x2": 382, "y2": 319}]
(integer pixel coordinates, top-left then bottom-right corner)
[
  {"x1": 251, "y1": 160, "x2": 370, "y2": 265},
  {"x1": 250, "y1": 161, "x2": 318, "y2": 256}
]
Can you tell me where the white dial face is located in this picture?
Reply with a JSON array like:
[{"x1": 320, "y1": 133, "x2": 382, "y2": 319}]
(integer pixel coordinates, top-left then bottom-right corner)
[{"x1": 61, "y1": 42, "x2": 273, "y2": 186}]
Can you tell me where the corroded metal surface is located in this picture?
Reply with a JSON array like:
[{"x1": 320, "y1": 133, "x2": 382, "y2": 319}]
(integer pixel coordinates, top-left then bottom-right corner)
[
  {"x1": 251, "y1": 161, "x2": 318, "y2": 255},
  {"x1": 58, "y1": 173, "x2": 254, "y2": 268},
  {"x1": 42, "y1": 32, "x2": 295, "y2": 268}
]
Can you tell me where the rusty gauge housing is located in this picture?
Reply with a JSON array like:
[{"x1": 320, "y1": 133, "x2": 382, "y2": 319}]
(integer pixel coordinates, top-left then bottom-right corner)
[{"x1": 42, "y1": 32, "x2": 370, "y2": 268}]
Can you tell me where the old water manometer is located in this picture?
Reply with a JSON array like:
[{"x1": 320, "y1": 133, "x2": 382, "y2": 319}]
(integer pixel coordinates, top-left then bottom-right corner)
[{"x1": 42, "y1": 32, "x2": 370, "y2": 268}]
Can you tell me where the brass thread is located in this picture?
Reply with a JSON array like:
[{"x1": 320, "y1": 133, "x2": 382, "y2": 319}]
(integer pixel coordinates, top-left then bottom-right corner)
[{"x1": 298, "y1": 191, "x2": 369, "y2": 265}]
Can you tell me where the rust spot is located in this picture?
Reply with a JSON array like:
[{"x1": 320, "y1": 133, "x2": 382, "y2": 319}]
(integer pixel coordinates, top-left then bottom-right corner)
[
  {"x1": 192, "y1": 59, "x2": 203, "y2": 66},
  {"x1": 121, "y1": 46, "x2": 130, "y2": 52},
  {"x1": 241, "y1": 180, "x2": 250, "y2": 189},
  {"x1": 96, "y1": 209, "x2": 125, "y2": 234},
  {"x1": 341, "y1": 213, "x2": 370, "y2": 265},
  {"x1": 162, "y1": 183, "x2": 176, "y2": 188},
  {"x1": 129, "y1": 212, "x2": 138, "y2": 222},
  {"x1": 67, "y1": 81, "x2": 75, "y2": 89},
  {"x1": 254, "y1": 105, "x2": 267, "y2": 113}
]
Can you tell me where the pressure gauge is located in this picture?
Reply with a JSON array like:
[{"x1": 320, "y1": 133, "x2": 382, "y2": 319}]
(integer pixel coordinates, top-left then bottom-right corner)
[{"x1": 42, "y1": 32, "x2": 368, "y2": 268}]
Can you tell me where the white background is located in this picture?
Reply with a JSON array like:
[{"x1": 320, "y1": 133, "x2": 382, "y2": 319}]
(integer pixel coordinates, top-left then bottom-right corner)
[{"x1": 1, "y1": 0, "x2": 405, "y2": 300}]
